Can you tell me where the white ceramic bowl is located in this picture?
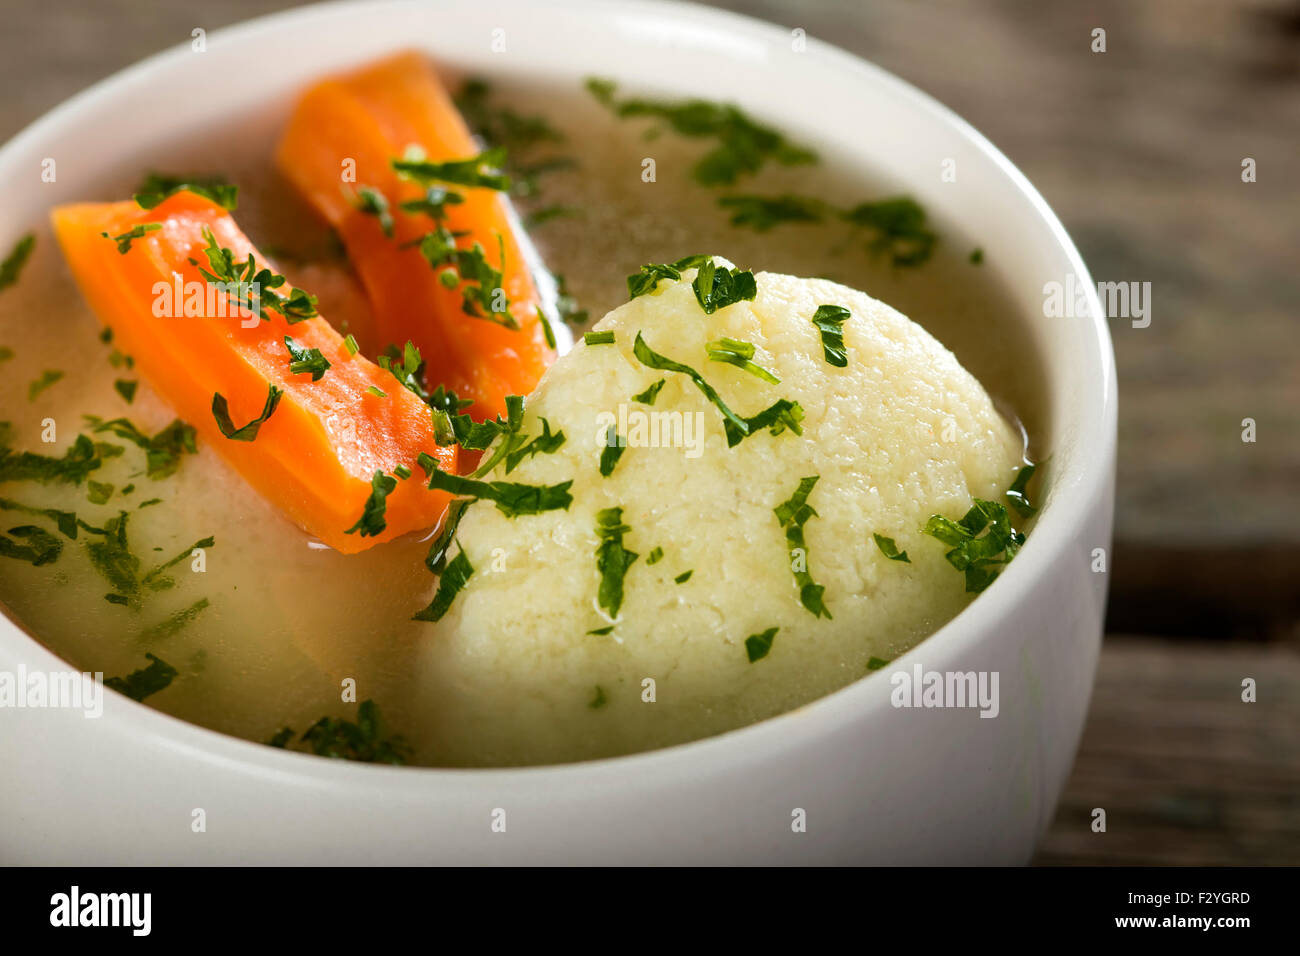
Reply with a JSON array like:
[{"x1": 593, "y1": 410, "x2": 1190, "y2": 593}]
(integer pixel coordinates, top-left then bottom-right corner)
[{"x1": 0, "y1": 0, "x2": 1115, "y2": 864}]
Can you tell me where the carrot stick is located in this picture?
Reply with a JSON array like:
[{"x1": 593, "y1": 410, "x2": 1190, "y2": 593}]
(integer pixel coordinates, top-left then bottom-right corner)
[
  {"x1": 51, "y1": 190, "x2": 457, "y2": 554},
  {"x1": 274, "y1": 51, "x2": 555, "y2": 423}
]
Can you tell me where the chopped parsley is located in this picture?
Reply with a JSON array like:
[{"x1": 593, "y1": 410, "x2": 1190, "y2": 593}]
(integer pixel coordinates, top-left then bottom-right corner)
[
  {"x1": 283, "y1": 335, "x2": 331, "y2": 381},
  {"x1": 399, "y1": 185, "x2": 465, "y2": 221},
  {"x1": 706, "y1": 337, "x2": 779, "y2": 384},
  {"x1": 866, "y1": 656, "x2": 890, "y2": 671},
  {"x1": 83, "y1": 416, "x2": 196, "y2": 479},
  {"x1": 368, "y1": 385, "x2": 388, "y2": 398},
  {"x1": 674, "y1": 570, "x2": 693, "y2": 584},
  {"x1": 626, "y1": 254, "x2": 709, "y2": 300},
  {"x1": 269, "y1": 699, "x2": 411, "y2": 764},
  {"x1": 344, "y1": 470, "x2": 398, "y2": 537},
  {"x1": 353, "y1": 186, "x2": 394, "y2": 237},
  {"x1": 392, "y1": 147, "x2": 511, "y2": 192},
  {"x1": 0, "y1": 525, "x2": 62, "y2": 566},
  {"x1": 0, "y1": 233, "x2": 36, "y2": 291},
  {"x1": 744, "y1": 626, "x2": 779, "y2": 663},
  {"x1": 413, "y1": 548, "x2": 474, "y2": 623},
  {"x1": 718, "y1": 194, "x2": 825, "y2": 231},
  {"x1": 211, "y1": 385, "x2": 282, "y2": 441},
  {"x1": 595, "y1": 506, "x2": 638, "y2": 619},
  {"x1": 87, "y1": 480, "x2": 114, "y2": 505},
  {"x1": 84, "y1": 511, "x2": 213, "y2": 607},
  {"x1": 584, "y1": 330, "x2": 615, "y2": 346},
  {"x1": 1005, "y1": 462, "x2": 1038, "y2": 518},
  {"x1": 139, "y1": 597, "x2": 210, "y2": 643},
  {"x1": 343, "y1": 334, "x2": 359, "y2": 356},
  {"x1": 810, "y1": 304, "x2": 851, "y2": 367},
  {"x1": 690, "y1": 258, "x2": 757, "y2": 314},
  {"x1": 0, "y1": 497, "x2": 79, "y2": 539},
  {"x1": 101, "y1": 222, "x2": 161, "y2": 254},
  {"x1": 423, "y1": 498, "x2": 470, "y2": 575},
  {"x1": 503, "y1": 418, "x2": 566, "y2": 474},
  {"x1": 632, "y1": 331, "x2": 803, "y2": 447},
  {"x1": 412, "y1": 227, "x2": 517, "y2": 328},
  {"x1": 586, "y1": 79, "x2": 817, "y2": 186},
  {"x1": 104, "y1": 652, "x2": 178, "y2": 702},
  {"x1": 134, "y1": 173, "x2": 238, "y2": 211},
  {"x1": 599, "y1": 426, "x2": 626, "y2": 477},
  {"x1": 842, "y1": 197, "x2": 936, "y2": 268},
  {"x1": 872, "y1": 533, "x2": 910, "y2": 563},
  {"x1": 0, "y1": 433, "x2": 104, "y2": 485},
  {"x1": 587, "y1": 625, "x2": 615, "y2": 636},
  {"x1": 27, "y1": 370, "x2": 64, "y2": 401},
  {"x1": 646, "y1": 546, "x2": 664, "y2": 566},
  {"x1": 970, "y1": 248, "x2": 984, "y2": 265},
  {"x1": 394, "y1": 464, "x2": 413, "y2": 480},
  {"x1": 588, "y1": 685, "x2": 608, "y2": 709},
  {"x1": 921, "y1": 498, "x2": 1024, "y2": 593},
  {"x1": 774, "y1": 476, "x2": 831, "y2": 618},
  {"x1": 632, "y1": 379, "x2": 665, "y2": 405},
  {"x1": 194, "y1": 226, "x2": 319, "y2": 323},
  {"x1": 427, "y1": 466, "x2": 573, "y2": 518},
  {"x1": 114, "y1": 379, "x2": 138, "y2": 403}
]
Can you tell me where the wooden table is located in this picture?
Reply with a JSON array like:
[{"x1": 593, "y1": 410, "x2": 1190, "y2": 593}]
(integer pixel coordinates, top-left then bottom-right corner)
[{"x1": 4, "y1": 0, "x2": 1296, "y2": 865}]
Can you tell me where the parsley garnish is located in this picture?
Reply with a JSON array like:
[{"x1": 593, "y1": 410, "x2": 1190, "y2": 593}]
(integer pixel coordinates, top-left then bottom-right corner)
[
  {"x1": 586, "y1": 79, "x2": 816, "y2": 186},
  {"x1": 87, "y1": 480, "x2": 114, "y2": 505},
  {"x1": 413, "y1": 548, "x2": 474, "y2": 623},
  {"x1": 353, "y1": 185, "x2": 394, "y2": 237},
  {"x1": 344, "y1": 470, "x2": 398, "y2": 537},
  {"x1": 691, "y1": 258, "x2": 757, "y2": 314},
  {"x1": 392, "y1": 147, "x2": 511, "y2": 191},
  {"x1": 0, "y1": 497, "x2": 79, "y2": 539},
  {"x1": 842, "y1": 198, "x2": 936, "y2": 267},
  {"x1": 0, "y1": 434, "x2": 104, "y2": 485},
  {"x1": 27, "y1": 370, "x2": 64, "y2": 401},
  {"x1": 921, "y1": 498, "x2": 1024, "y2": 593},
  {"x1": 632, "y1": 379, "x2": 665, "y2": 405},
  {"x1": 0, "y1": 233, "x2": 36, "y2": 291},
  {"x1": 399, "y1": 185, "x2": 465, "y2": 221},
  {"x1": 744, "y1": 626, "x2": 779, "y2": 662},
  {"x1": 211, "y1": 384, "x2": 283, "y2": 441},
  {"x1": 595, "y1": 506, "x2": 638, "y2": 619},
  {"x1": 134, "y1": 173, "x2": 238, "y2": 211},
  {"x1": 588, "y1": 686, "x2": 608, "y2": 709},
  {"x1": 775, "y1": 476, "x2": 831, "y2": 618},
  {"x1": 269, "y1": 699, "x2": 411, "y2": 764},
  {"x1": 194, "y1": 226, "x2": 319, "y2": 323},
  {"x1": 584, "y1": 330, "x2": 615, "y2": 345},
  {"x1": 599, "y1": 426, "x2": 626, "y2": 477},
  {"x1": 343, "y1": 334, "x2": 359, "y2": 356},
  {"x1": 104, "y1": 652, "x2": 178, "y2": 702},
  {"x1": 872, "y1": 533, "x2": 910, "y2": 563},
  {"x1": 83, "y1": 510, "x2": 213, "y2": 607},
  {"x1": 101, "y1": 222, "x2": 161, "y2": 254},
  {"x1": 706, "y1": 337, "x2": 779, "y2": 384},
  {"x1": 394, "y1": 464, "x2": 413, "y2": 480},
  {"x1": 626, "y1": 254, "x2": 709, "y2": 299},
  {"x1": 970, "y1": 248, "x2": 984, "y2": 265},
  {"x1": 674, "y1": 570, "x2": 693, "y2": 584},
  {"x1": 427, "y1": 466, "x2": 573, "y2": 518},
  {"x1": 83, "y1": 416, "x2": 196, "y2": 479},
  {"x1": 114, "y1": 379, "x2": 138, "y2": 403},
  {"x1": 646, "y1": 546, "x2": 664, "y2": 565},
  {"x1": 719, "y1": 194, "x2": 825, "y2": 231},
  {"x1": 866, "y1": 656, "x2": 890, "y2": 671},
  {"x1": 1005, "y1": 462, "x2": 1038, "y2": 517},
  {"x1": 283, "y1": 335, "x2": 331, "y2": 381},
  {"x1": 810, "y1": 304, "x2": 852, "y2": 367},
  {"x1": 0, "y1": 525, "x2": 62, "y2": 566},
  {"x1": 412, "y1": 227, "x2": 517, "y2": 328}
]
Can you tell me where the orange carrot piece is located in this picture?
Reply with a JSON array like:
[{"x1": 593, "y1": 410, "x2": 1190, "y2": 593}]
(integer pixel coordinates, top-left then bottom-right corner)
[
  {"x1": 51, "y1": 191, "x2": 457, "y2": 554},
  {"x1": 274, "y1": 51, "x2": 555, "y2": 423}
]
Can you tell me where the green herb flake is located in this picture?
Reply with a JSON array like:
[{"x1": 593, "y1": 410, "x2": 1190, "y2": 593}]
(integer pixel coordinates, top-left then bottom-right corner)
[
  {"x1": 271, "y1": 699, "x2": 411, "y2": 764},
  {"x1": 866, "y1": 656, "x2": 890, "y2": 671},
  {"x1": 427, "y1": 466, "x2": 573, "y2": 518},
  {"x1": 706, "y1": 337, "x2": 779, "y2": 384},
  {"x1": 114, "y1": 379, "x2": 138, "y2": 404},
  {"x1": 392, "y1": 147, "x2": 511, "y2": 191},
  {"x1": 344, "y1": 470, "x2": 398, "y2": 538},
  {"x1": 587, "y1": 625, "x2": 615, "y2": 636},
  {"x1": 413, "y1": 548, "x2": 474, "y2": 623},
  {"x1": 283, "y1": 335, "x2": 331, "y2": 381},
  {"x1": 1005, "y1": 462, "x2": 1038, "y2": 518},
  {"x1": 774, "y1": 475, "x2": 831, "y2": 619},
  {"x1": 744, "y1": 626, "x2": 779, "y2": 663},
  {"x1": 810, "y1": 304, "x2": 852, "y2": 367},
  {"x1": 584, "y1": 330, "x2": 615, "y2": 346},
  {"x1": 134, "y1": 173, "x2": 238, "y2": 211},
  {"x1": 691, "y1": 258, "x2": 757, "y2": 314},
  {"x1": 0, "y1": 525, "x2": 63, "y2": 566},
  {"x1": 104, "y1": 652, "x2": 178, "y2": 702},
  {"x1": 211, "y1": 384, "x2": 282, "y2": 442},
  {"x1": 646, "y1": 546, "x2": 664, "y2": 566},
  {"x1": 83, "y1": 416, "x2": 196, "y2": 480},
  {"x1": 586, "y1": 79, "x2": 817, "y2": 186},
  {"x1": 588, "y1": 685, "x2": 608, "y2": 709},
  {"x1": 632, "y1": 379, "x2": 665, "y2": 405},
  {"x1": 626, "y1": 254, "x2": 709, "y2": 300},
  {"x1": 970, "y1": 248, "x2": 984, "y2": 266},
  {"x1": 718, "y1": 194, "x2": 825, "y2": 231},
  {"x1": 343, "y1": 334, "x2": 359, "y2": 356},
  {"x1": 194, "y1": 226, "x2": 318, "y2": 323},
  {"x1": 394, "y1": 464, "x2": 413, "y2": 480},
  {"x1": 353, "y1": 185, "x2": 394, "y2": 237},
  {"x1": 599, "y1": 426, "x2": 626, "y2": 478},
  {"x1": 842, "y1": 197, "x2": 936, "y2": 268},
  {"x1": 0, "y1": 497, "x2": 79, "y2": 539},
  {"x1": 595, "y1": 506, "x2": 639, "y2": 619},
  {"x1": 674, "y1": 570, "x2": 693, "y2": 584},
  {"x1": 139, "y1": 597, "x2": 210, "y2": 643},
  {"x1": 27, "y1": 370, "x2": 64, "y2": 402},
  {"x1": 0, "y1": 233, "x2": 36, "y2": 291},
  {"x1": 87, "y1": 480, "x2": 115, "y2": 505},
  {"x1": 101, "y1": 222, "x2": 161, "y2": 254},
  {"x1": 873, "y1": 533, "x2": 910, "y2": 563},
  {"x1": 399, "y1": 185, "x2": 466, "y2": 221},
  {"x1": 921, "y1": 498, "x2": 1025, "y2": 593},
  {"x1": 0, "y1": 433, "x2": 103, "y2": 485}
]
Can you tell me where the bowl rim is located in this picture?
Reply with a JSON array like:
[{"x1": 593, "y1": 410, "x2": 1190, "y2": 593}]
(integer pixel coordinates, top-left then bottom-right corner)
[{"x1": 0, "y1": 0, "x2": 1115, "y2": 787}]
